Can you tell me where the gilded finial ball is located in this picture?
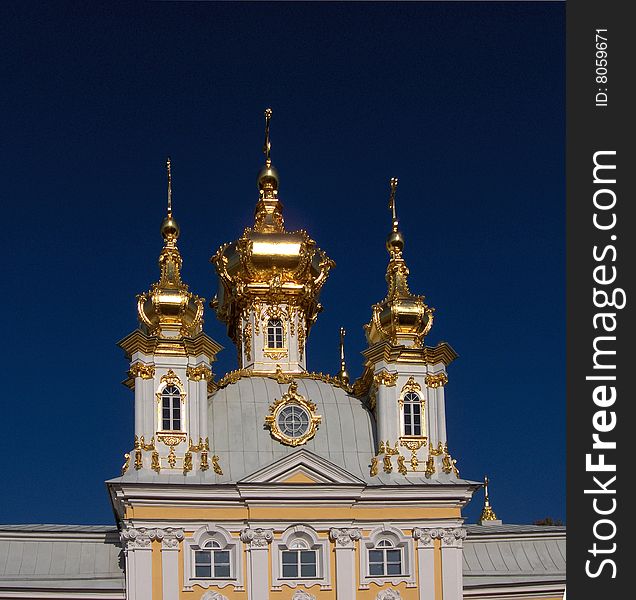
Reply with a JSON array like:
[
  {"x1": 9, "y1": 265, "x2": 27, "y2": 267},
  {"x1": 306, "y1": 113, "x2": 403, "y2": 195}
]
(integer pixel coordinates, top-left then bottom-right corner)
[
  {"x1": 257, "y1": 163, "x2": 279, "y2": 191},
  {"x1": 161, "y1": 215, "x2": 180, "y2": 240},
  {"x1": 386, "y1": 230, "x2": 404, "y2": 254}
]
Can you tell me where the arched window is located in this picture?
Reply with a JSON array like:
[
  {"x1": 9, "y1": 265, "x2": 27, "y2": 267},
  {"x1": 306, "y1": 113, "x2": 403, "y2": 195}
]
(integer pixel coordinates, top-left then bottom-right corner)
[
  {"x1": 161, "y1": 384, "x2": 182, "y2": 431},
  {"x1": 369, "y1": 539, "x2": 402, "y2": 576},
  {"x1": 402, "y1": 391, "x2": 422, "y2": 436},
  {"x1": 194, "y1": 540, "x2": 231, "y2": 578},
  {"x1": 266, "y1": 318, "x2": 284, "y2": 348},
  {"x1": 281, "y1": 538, "x2": 317, "y2": 578}
]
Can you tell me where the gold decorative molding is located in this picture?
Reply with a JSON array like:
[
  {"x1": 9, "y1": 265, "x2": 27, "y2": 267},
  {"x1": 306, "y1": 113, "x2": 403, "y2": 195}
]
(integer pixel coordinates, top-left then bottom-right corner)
[
  {"x1": 425, "y1": 455, "x2": 435, "y2": 478},
  {"x1": 151, "y1": 451, "x2": 160, "y2": 473},
  {"x1": 243, "y1": 322, "x2": 252, "y2": 361},
  {"x1": 129, "y1": 363, "x2": 155, "y2": 380},
  {"x1": 383, "y1": 455, "x2": 393, "y2": 473},
  {"x1": 426, "y1": 372, "x2": 448, "y2": 388},
  {"x1": 216, "y1": 367, "x2": 353, "y2": 394},
  {"x1": 370, "y1": 457, "x2": 378, "y2": 477},
  {"x1": 212, "y1": 455, "x2": 223, "y2": 475},
  {"x1": 374, "y1": 371, "x2": 398, "y2": 387},
  {"x1": 186, "y1": 364, "x2": 212, "y2": 382},
  {"x1": 122, "y1": 453, "x2": 131, "y2": 475},
  {"x1": 183, "y1": 451, "x2": 193, "y2": 473},
  {"x1": 200, "y1": 451, "x2": 209, "y2": 471},
  {"x1": 378, "y1": 440, "x2": 399, "y2": 455},
  {"x1": 400, "y1": 438, "x2": 426, "y2": 472},
  {"x1": 263, "y1": 350, "x2": 288, "y2": 360},
  {"x1": 265, "y1": 381, "x2": 321, "y2": 447},
  {"x1": 397, "y1": 455, "x2": 408, "y2": 475},
  {"x1": 134, "y1": 449, "x2": 142, "y2": 470},
  {"x1": 429, "y1": 441, "x2": 444, "y2": 456},
  {"x1": 157, "y1": 432, "x2": 187, "y2": 447},
  {"x1": 160, "y1": 369, "x2": 183, "y2": 387},
  {"x1": 401, "y1": 376, "x2": 422, "y2": 394}
]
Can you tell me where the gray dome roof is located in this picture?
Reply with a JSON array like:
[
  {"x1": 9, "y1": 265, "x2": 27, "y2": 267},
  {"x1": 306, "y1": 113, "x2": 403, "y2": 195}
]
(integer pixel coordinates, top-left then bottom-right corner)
[{"x1": 209, "y1": 376, "x2": 379, "y2": 484}]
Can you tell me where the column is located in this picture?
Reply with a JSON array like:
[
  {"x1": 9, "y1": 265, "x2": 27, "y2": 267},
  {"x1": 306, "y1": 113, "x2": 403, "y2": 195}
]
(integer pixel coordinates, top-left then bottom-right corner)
[
  {"x1": 120, "y1": 527, "x2": 154, "y2": 600},
  {"x1": 158, "y1": 528, "x2": 184, "y2": 600},
  {"x1": 198, "y1": 375, "x2": 208, "y2": 441},
  {"x1": 437, "y1": 387, "x2": 448, "y2": 446},
  {"x1": 329, "y1": 528, "x2": 361, "y2": 599},
  {"x1": 440, "y1": 528, "x2": 466, "y2": 600},
  {"x1": 241, "y1": 527, "x2": 274, "y2": 600},
  {"x1": 413, "y1": 528, "x2": 439, "y2": 600}
]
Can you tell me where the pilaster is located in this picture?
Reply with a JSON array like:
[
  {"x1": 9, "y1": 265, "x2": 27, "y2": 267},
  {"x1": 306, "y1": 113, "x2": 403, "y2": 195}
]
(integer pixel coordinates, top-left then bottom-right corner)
[
  {"x1": 412, "y1": 528, "x2": 438, "y2": 600},
  {"x1": 158, "y1": 528, "x2": 184, "y2": 600},
  {"x1": 329, "y1": 528, "x2": 361, "y2": 599},
  {"x1": 240, "y1": 527, "x2": 274, "y2": 600},
  {"x1": 120, "y1": 527, "x2": 155, "y2": 600},
  {"x1": 440, "y1": 528, "x2": 466, "y2": 600}
]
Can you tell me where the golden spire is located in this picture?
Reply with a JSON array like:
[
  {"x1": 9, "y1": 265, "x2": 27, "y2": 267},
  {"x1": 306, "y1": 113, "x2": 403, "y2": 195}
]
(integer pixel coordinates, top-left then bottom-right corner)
[
  {"x1": 364, "y1": 178, "x2": 434, "y2": 348},
  {"x1": 137, "y1": 158, "x2": 204, "y2": 338},
  {"x1": 338, "y1": 327, "x2": 350, "y2": 384},
  {"x1": 255, "y1": 107, "x2": 283, "y2": 231},
  {"x1": 480, "y1": 475, "x2": 499, "y2": 521},
  {"x1": 166, "y1": 156, "x2": 173, "y2": 217}
]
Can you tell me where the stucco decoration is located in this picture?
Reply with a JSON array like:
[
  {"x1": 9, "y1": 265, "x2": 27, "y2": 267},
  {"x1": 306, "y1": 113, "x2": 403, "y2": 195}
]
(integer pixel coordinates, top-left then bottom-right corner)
[
  {"x1": 376, "y1": 590, "x2": 402, "y2": 600},
  {"x1": 291, "y1": 591, "x2": 316, "y2": 600},
  {"x1": 201, "y1": 592, "x2": 229, "y2": 600}
]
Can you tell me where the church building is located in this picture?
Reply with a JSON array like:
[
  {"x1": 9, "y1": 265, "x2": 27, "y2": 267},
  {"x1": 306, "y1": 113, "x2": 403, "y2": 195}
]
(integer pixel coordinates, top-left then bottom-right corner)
[{"x1": 0, "y1": 111, "x2": 565, "y2": 600}]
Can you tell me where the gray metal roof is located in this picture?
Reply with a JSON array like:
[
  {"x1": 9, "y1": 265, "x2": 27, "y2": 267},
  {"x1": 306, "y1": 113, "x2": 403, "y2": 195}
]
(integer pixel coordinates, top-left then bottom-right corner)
[
  {"x1": 0, "y1": 525, "x2": 124, "y2": 592},
  {"x1": 115, "y1": 376, "x2": 474, "y2": 486},
  {"x1": 464, "y1": 524, "x2": 566, "y2": 590}
]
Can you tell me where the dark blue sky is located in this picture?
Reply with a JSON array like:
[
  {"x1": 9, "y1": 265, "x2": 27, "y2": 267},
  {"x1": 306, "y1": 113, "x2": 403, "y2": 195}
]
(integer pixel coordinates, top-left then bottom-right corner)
[{"x1": 1, "y1": 2, "x2": 564, "y2": 525}]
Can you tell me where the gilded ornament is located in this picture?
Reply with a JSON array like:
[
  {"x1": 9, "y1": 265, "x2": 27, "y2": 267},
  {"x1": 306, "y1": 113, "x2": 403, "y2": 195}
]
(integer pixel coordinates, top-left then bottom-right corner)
[
  {"x1": 429, "y1": 441, "x2": 444, "y2": 456},
  {"x1": 425, "y1": 455, "x2": 435, "y2": 478},
  {"x1": 212, "y1": 455, "x2": 223, "y2": 475},
  {"x1": 297, "y1": 322, "x2": 306, "y2": 360},
  {"x1": 160, "y1": 369, "x2": 183, "y2": 387},
  {"x1": 200, "y1": 451, "x2": 209, "y2": 471},
  {"x1": 167, "y1": 446, "x2": 177, "y2": 468},
  {"x1": 183, "y1": 451, "x2": 192, "y2": 473},
  {"x1": 401, "y1": 376, "x2": 422, "y2": 394},
  {"x1": 400, "y1": 438, "x2": 426, "y2": 471},
  {"x1": 158, "y1": 433, "x2": 186, "y2": 447},
  {"x1": 385, "y1": 441, "x2": 399, "y2": 455},
  {"x1": 263, "y1": 350, "x2": 288, "y2": 360},
  {"x1": 134, "y1": 449, "x2": 143, "y2": 470},
  {"x1": 129, "y1": 362, "x2": 155, "y2": 380},
  {"x1": 426, "y1": 372, "x2": 448, "y2": 388},
  {"x1": 383, "y1": 455, "x2": 393, "y2": 473},
  {"x1": 480, "y1": 475, "x2": 498, "y2": 521},
  {"x1": 122, "y1": 453, "x2": 131, "y2": 475},
  {"x1": 374, "y1": 371, "x2": 398, "y2": 387},
  {"x1": 186, "y1": 364, "x2": 212, "y2": 382},
  {"x1": 370, "y1": 457, "x2": 378, "y2": 477},
  {"x1": 265, "y1": 381, "x2": 321, "y2": 447},
  {"x1": 243, "y1": 322, "x2": 252, "y2": 361},
  {"x1": 397, "y1": 455, "x2": 408, "y2": 475},
  {"x1": 151, "y1": 451, "x2": 160, "y2": 473}
]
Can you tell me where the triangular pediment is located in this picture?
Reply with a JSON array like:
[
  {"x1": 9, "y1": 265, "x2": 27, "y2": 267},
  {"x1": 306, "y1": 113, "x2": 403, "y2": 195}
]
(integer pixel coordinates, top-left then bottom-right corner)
[{"x1": 239, "y1": 449, "x2": 366, "y2": 485}]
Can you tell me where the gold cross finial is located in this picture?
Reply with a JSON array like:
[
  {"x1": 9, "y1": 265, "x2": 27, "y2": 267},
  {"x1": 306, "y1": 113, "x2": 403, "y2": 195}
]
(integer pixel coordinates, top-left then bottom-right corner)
[
  {"x1": 480, "y1": 474, "x2": 499, "y2": 521},
  {"x1": 166, "y1": 157, "x2": 173, "y2": 217},
  {"x1": 263, "y1": 108, "x2": 273, "y2": 165},
  {"x1": 389, "y1": 177, "x2": 399, "y2": 231},
  {"x1": 338, "y1": 327, "x2": 349, "y2": 385}
]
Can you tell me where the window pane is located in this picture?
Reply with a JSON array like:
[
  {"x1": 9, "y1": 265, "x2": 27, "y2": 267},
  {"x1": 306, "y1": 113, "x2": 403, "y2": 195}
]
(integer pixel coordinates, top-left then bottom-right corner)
[
  {"x1": 214, "y1": 551, "x2": 230, "y2": 566},
  {"x1": 282, "y1": 551, "x2": 297, "y2": 565},
  {"x1": 369, "y1": 550, "x2": 384, "y2": 563},
  {"x1": 162, "y1": 418, "x2": 171, "y2": 430},
  {"x1": 301, "y1": 562, "x2": 317, "y2": 577},
  {"x1": 195, "y1": 565, "x2": 211, "y2": 578},
  {"x1": 282, "y1": 563, "x2": 297, "y2": 578},
  {"x1": 300, "y1": 551, "x2": 315, "y2": 564},
  {"x1": 387, "y1": 561, "x2": 402, "y2": 575},
  {"x1": 369, "y1": 561, "x2": 384, "y2": 576},
  {"x1": 162, "y1": 408, "x2": 171, "y2": 419},
  {"x1": 214, "y1": 564, "x2": 230, "y2": 578}
]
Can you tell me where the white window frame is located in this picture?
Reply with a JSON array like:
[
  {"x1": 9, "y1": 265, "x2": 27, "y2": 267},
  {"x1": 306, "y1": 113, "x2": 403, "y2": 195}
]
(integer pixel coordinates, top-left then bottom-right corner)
[
  {"x1": 160, "y1": 384, "x2": 183, "y2": 432},
  {"x1": 266, "y1": 318, "x2": 285, "y2": 349},
  {"x1": 401, "y1": 391, "x2": 424, "y2": 437},
  {"x1": 183, "y1": 525, "x2": 243, "y2": 591},
  {"x1": 359, "y1": 525, "x2": 416, "y2": 590},
  {"x1": 272, "y1": 525, "x2": 331, "y2": 591}
]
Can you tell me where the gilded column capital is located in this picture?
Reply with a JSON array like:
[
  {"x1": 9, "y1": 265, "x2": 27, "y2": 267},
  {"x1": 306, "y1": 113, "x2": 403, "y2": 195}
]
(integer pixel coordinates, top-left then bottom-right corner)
[
  {"x1": 374, "y1": 371, "x2": 398, "y2": 387},
  {"x1": 128, "y1": 362, "x2": 155, "y2": 380},
  {"x1": 187, "y1": 364, "x2": 212, "y2": 381},
  {"x1": 329, "y1": 527, "x2": 362, "y2": 548},
  {"x1": 425, "y1": 372, "x2": 448, "y2": 388},
  {"x1": 240, "y1": 527, "x2": 273, "y2": 549}
]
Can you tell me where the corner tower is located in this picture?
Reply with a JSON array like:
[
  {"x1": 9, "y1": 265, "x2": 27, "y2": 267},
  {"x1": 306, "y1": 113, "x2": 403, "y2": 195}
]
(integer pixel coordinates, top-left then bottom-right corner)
[
  {"x1": 212, "y1": 109, "x2": 334, "y2": 372},
  {"x1": 119, "y1": 159, "x2": 222, "y2": 475},
  {"x1": 358, "y1": 178, "x2": 461, "y2": 480}
]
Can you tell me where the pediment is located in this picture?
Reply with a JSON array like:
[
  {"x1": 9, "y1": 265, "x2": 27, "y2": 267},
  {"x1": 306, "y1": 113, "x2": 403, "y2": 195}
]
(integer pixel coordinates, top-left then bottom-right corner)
[{"x1": 239, "y1": 449, "x2": 365, "y2": 485}]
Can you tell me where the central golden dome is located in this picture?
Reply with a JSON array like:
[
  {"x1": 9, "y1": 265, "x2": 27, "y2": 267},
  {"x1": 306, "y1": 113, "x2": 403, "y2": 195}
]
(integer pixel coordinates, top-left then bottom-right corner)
[{"x1": 211, "y1": 109, "x2": 334, "y2": 345}]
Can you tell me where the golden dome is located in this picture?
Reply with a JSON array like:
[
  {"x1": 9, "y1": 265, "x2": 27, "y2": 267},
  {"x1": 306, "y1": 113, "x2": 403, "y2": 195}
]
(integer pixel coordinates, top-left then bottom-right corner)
[
  {"x1": 365, "y1": 178, "x2": 434, "y2": 348},
  {"x1": 137, "y1": 159, "x2": 204, "y2": 339},
  {"x1": 211, "y1": 109, "x2": 334, "y2": 344}
]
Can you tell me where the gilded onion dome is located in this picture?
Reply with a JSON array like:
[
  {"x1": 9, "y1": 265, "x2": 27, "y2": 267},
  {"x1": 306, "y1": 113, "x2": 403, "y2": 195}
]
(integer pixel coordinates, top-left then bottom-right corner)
[
  {"x1": 212, "y1": 109, "x2": 335, "y2": 344},
  {"x1": 137, "y1": 158, "x2": 205, "y2": 338},
  {"x1": 365, "y1": 178, "x2": 434, "y2": 348}
]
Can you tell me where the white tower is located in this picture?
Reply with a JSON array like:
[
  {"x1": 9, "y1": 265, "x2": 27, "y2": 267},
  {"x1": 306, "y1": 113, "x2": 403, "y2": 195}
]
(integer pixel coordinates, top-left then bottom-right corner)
[
  {"x1": 212, "y1": 109, "x2": 334, "y2": 373},
  {"x1": 119, "y1": 159, "x2": 222, "y2": 476},
  {"x1": 361, "y1": 178, "x2": 461, "y2": 479}
]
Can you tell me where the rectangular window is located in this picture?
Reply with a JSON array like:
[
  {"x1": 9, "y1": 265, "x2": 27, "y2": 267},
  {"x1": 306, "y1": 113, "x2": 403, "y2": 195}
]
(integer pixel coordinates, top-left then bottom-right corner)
[
  {"x1": 195, "y1": 551, "x2": 212, "y2": 578},
  {"x1": 282, "y1": 550, "x2": 298, "y2": 578}
]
